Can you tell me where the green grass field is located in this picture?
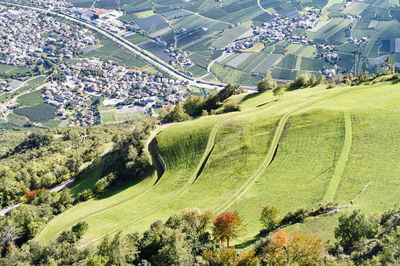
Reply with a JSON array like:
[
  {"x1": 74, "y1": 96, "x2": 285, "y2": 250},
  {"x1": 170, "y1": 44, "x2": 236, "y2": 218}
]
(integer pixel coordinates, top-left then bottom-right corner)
[{"x1": 37, "y1": 77, "x2": 400, "y2": 247}]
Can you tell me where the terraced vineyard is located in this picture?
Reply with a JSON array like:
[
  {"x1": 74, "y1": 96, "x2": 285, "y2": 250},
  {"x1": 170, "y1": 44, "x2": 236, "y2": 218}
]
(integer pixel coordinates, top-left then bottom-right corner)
[{"x1": 37, "y1": 79, "x2": 400, "y2": 246}]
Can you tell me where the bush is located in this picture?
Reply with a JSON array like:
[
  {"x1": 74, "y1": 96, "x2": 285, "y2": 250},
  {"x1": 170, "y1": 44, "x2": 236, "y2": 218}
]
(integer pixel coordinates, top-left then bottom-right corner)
[
  {"x1": 93, "y1": 172, "x2": 117, "y2": 194},
  {"x1": 72, "y1": 221, "x2": 89, "y2": 239},
  {"x1": 221, "y1": 103, "x2": 240, "y2": 113},
  {"x1": 280, "y1": 207, "x2": 308, "y2": 226},
  {"x1": 77, "y1": 189, "x2": 93, "y2": 202},
  {"x1": 292, "y1": 74, "x2": 309, "y2": 89}
]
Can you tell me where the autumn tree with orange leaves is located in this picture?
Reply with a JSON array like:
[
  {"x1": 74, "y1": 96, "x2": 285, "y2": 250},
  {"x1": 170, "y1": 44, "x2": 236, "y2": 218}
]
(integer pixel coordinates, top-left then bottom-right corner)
[
  {"x1": 212, "y1": 211, "x2": 245, "y2": 247},
  {"x1": 259, "y1": 231, "x2": 324, "y2": 265}
]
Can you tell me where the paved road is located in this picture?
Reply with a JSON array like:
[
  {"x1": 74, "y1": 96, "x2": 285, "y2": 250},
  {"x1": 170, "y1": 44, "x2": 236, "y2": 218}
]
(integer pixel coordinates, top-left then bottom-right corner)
[{"x1": 0, "y1": 178, "x2": 76, "y2": 216}]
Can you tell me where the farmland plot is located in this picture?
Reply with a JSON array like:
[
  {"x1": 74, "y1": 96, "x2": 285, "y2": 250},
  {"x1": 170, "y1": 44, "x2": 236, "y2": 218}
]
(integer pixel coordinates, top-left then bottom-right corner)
[
  {"x1": 253, "y1": 54, "x2": 283, "y2": 73},
  {"x1": 226, "y1": 53, "x2": 253, "y2": 68}
]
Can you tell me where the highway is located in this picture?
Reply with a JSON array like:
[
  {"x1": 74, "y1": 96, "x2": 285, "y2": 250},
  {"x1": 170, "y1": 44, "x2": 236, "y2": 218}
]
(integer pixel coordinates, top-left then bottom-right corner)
[{"x1": 1, "y1": 1, "x2": 231, "y2": 90}]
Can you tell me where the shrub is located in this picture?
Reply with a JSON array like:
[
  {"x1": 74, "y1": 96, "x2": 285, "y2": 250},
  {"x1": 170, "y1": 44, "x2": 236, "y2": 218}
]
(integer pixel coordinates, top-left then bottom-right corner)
[
  {"x1": 77, "y1": 189, "x2": 93, "y2": 202},
  {"x1": 72, "y1": 221, "x2": 89, "y2": 239},
  {"x1": 280, "y1": 207, "x2": 308, "y2": 226},
  {"x1": 221, "y1": 103, "x2": 240, "y2": 113},
  {"x1": 93, "y1": 172, "x2": 117, "y2": 194}
]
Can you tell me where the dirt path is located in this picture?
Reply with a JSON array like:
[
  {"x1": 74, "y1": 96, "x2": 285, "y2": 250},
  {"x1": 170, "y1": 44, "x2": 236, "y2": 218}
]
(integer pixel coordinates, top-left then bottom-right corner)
[{"x1": 323, "y1": 111, "x2": 352, "y2": 202}]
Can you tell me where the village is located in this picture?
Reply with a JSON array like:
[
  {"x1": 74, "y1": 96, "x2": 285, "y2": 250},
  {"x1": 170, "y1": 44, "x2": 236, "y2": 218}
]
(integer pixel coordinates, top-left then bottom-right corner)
[
  {"x1": 42, "y1": 58, "x2": 189, "y2": 126},
  {"x1": 0, "y1": 8, "x2": 98, "y2": 67},
  {"x1": 0, "y1": 7, "x2": 191, "y2": 127}
]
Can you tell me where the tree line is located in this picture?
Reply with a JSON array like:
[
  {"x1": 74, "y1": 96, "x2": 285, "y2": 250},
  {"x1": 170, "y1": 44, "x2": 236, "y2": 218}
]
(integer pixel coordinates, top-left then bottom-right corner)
[
  {"x1": 160, "y1": 84, "x2": 244, "y2": 123},
  {"x1": 256, "y1": 57, "x2": 400, "y2": 95},
  {"x1": 3, "y1": 201, "x2": 399, "y2": 265}
]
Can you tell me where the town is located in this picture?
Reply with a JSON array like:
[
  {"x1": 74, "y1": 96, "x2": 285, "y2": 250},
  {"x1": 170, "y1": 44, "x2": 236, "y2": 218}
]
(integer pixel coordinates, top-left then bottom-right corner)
[
  {"x1": 0, "y1": 6, "x2": 190, "y2": 127},
  {"x1": 42, "y1": 58, "x2": 188, "y2": 126},
  {"x1": 0, "y1": 8, "x2": 98, "y2": 67}
]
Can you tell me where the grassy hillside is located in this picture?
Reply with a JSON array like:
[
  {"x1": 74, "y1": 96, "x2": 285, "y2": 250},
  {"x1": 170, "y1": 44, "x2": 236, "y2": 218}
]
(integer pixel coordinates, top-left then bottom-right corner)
[{"x1": 37, "y1": 80, "x2": 400, "y2": 247}]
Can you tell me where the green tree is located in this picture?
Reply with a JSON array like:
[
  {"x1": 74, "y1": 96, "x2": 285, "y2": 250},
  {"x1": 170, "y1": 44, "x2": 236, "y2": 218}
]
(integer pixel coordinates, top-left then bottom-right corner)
[
  {"x1": 334, "y1": 210, "x2": 377, "y2": 250},
  {"x1": 257, "y1": 70, "x2": 277, "y2": 93},
  {"x1": 260, "y1": 205, "x2": 281, "y2": 232},
  {"x1": 183, "y1": 95, "x2": 203, "y2": 117},
  {"x1": 272, "y1": 84, "x2": 285, "y2": 97},
  {"x1": 165, "y1": 103, "x2": 190, "y2": 122},
  {"x1": 292, "y1": 74, "x2": 309, "y2": 88}
]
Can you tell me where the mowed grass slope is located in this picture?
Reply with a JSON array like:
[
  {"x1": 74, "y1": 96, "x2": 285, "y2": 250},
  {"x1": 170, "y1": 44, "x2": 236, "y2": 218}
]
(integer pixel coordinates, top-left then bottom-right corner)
[
  {"x1": 37, "y1": 115, "x2": 220, "y2": 243},
  {"x1": 38, "y1": 81, "x2": 400, "y2": 246}
]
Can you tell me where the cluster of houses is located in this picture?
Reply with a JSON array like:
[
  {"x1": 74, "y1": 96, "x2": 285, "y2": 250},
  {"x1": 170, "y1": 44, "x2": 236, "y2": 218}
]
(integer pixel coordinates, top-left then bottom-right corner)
[
  {"x1": 0, "y1": 8, "x2": 98, "y2": 67},
  {"x1": 224, "y1": 13, "x2": 320, "y2": 52},
  {"x1": 42, "y1": 58, "x2": 189, "y2": 126},
  {"x1": 8, "y1": 0, "x2": 72, "y2": 8}
]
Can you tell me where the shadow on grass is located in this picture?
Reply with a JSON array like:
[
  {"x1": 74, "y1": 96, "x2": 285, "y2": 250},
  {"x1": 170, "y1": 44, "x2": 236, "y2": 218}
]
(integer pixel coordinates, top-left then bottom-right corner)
[
  {"x1": 256, "y1": 99, "x2": 278, "y2": 108},
  {"x1": 235, "y1": 230, "x2": 268, "y2": 249},
  {"x1": 239, "y1": 92, "x2": 261, "y2": 104},
  {"x1": 95, "y1": 168, "x2": 156, "y2": 200},
  {"x1": 69, "y1": 147, "x2": 157, "y2": 199}
]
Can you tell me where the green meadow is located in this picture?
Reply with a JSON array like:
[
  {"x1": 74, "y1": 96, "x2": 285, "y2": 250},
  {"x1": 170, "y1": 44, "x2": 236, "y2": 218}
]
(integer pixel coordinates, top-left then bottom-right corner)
[{"x1": 37, "y1": 80, "x2": 400, "y2": 247}]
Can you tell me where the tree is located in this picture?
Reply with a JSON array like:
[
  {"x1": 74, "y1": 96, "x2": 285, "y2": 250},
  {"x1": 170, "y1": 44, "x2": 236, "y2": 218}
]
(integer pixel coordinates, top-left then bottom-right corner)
[
  {"x1": 165, "y1": 103, "x2": 190, "y2": 122},
  {"x1": 257, "y1": 70, "x2": 277, "y2": 93},
  {"x1": 218, "y1": 84, "x2": 242, "y2": 102},
  {"x1": 316, "y1": 75, "x2": 326, "y2": 85},
  {"x1": 383, "y1": 56, "x2": 394, "y2": 74},
  {"x1": 235, "y1": 250, "x2": 258, "y2": 266},
  {"x1": 259, "y1": 231, "x2": 324, "y2": 265},
  {"x1": 385, "y1": 55, "x2": 392, "y2": 66},
  {"x1": 309, "y1": 75, "x2": 317, "y2": 86},
  {"x1": 202, "y1": 247, "x2": 236, "y2": 265},
  {"x1": 0, "y1": 223, "x2": 20, "y2": 247},
  {"x1": 260, "y1": 205, "x2": 281, "y2": 232},
  {"x1": 152, "y1": 230, "x2": 194, "y2": 265},
  {"x1": 183, "y1": 96, "x2": 203, "y2": 117},
  {"x1": 72, "y1": 221, "x2": 88, "y2": 240},
  {"x1": 272, "y1": 84, "x2": 285, "y2": 97},
  {"x1": 212, "y1": 211, "x2": 245, "y2": 247},
  {"x1": 292, "y1": 74, "x2": 309, "y2": 88},
  {"x1": 334, "y1": 210, "x2": 377, "y2": 250}
]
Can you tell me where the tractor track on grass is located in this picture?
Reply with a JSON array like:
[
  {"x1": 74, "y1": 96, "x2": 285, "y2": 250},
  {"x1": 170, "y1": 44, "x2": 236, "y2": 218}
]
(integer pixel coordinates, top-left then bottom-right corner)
[
  {"x1": 46, "y1": 124, "x2": 170, "y2": 239},
  {"x1": 79, "y1": 117, "x2": 229, "y2": 247},
  {"x1": 323, "y1": 111, "x2": 352, "y2": 202},
  {"x1": 80, "y1": 87, "x2": 364, "y2": 246},
  {"x1": 215, "y1": 87, "x2": 364, "y2": 213}
]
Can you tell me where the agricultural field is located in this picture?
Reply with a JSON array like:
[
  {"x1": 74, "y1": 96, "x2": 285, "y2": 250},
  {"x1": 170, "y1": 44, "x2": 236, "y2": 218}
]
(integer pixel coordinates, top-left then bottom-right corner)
[
  {"x1": 80, "y1": 36, "x2": 149, "y2": 69},
  {"x1": 36, "y1": 75, "x2": 400, "y2": 247},
  {"x1": 99, "y1": 106, "x2": 146, "y2": 124},
  {"x1": 65, "y1": 0, "x2": 400, "y2": 83},
  {"x1": 13, "y1": 89, "x2": 57, "y2": 123}
]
